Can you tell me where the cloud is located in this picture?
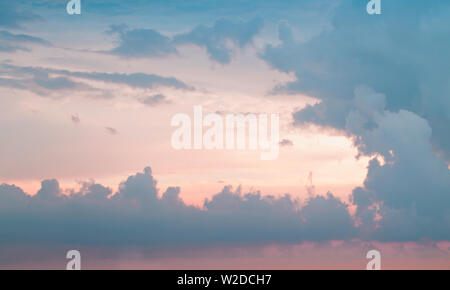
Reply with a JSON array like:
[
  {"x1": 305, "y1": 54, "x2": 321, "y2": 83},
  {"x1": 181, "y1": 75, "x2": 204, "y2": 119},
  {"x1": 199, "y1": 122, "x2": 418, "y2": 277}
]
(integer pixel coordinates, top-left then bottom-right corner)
[
  {"x1": 258, "y1": 1, "x2": 450, "y2": 241},
  {"x1": 0, "y1": 30, "x2": 51, "y2": 52},
  {"x1": 107, "y1": 24, "x2": 178, "y2": 58},
  {"x1": 0, "y1": 0, "x2": 447, "y2": 249},
  {"x1": 0, "y1": 64, "x2": 92, "y2": 97},
  {"x1": 0, "y1": 2, "x2": 42, "y2": 29},
  {"x1": 349, "y1": 101, "x2": 450, "y2": 240},
  {"x1": 279, "y1": 139, "x2": 294, "y2": 147},
  {"x1": 1, "y1": 162, "x2": 445, "y2": 245},
  {"x1": 0, "y1": 166, "x2": 357, "y2": 246},
  {"x1": 0, "y1": 63, "x2": 192, "y2": 97},
  {"x1": 256, "y1": 1, "x2": 450, "y2": 241},
  {"x1": 108, "y1": 18, "x2": 263, "y2": 64},
  {"x1": 173, "y1": 18, "x2": 263, "y2": 64},
  {"x1": 343, "y1": 87, "x2": 450, "y2": 241},
  {"x1": 71, "y1": 114, "x2": 80, "y2": 124},
  {"x1": 262, "y1": 0, "x2": 450, "y2": 161},
  {"x1": 105, "y1": 127, "x2": 118, "y2": 135},
  {"x1": 299, "y1": 193, "x2": 356, "y2": 241},
  {"x1": 60, "y1": 70, "x2": 192, "y2": 90},
  {"x1": 139, "y1": 94, "x2": 171, "y2": 107}
]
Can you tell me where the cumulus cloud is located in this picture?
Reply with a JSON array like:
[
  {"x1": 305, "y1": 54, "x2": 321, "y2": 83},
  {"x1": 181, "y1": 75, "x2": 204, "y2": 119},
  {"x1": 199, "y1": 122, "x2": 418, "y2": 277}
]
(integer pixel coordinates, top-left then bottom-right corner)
[
  {"x1": 299, "y1": 85, "x2": 450, "y2": 241},
  {"x1": 346, "y1": 88, "x2": 450, "y2": 241},
  {"x1": 259, "y1": 1, "x2": 450, "y2": 241},
  {"x1": 0, "y1": 166, "x2": 357, "y2": 246},
  {"x1": 262, "y1": 1, "x2": 450, "y2": 161},
  {"x1": 108, "y1": 18, "x2": 263, "y2": 64}
]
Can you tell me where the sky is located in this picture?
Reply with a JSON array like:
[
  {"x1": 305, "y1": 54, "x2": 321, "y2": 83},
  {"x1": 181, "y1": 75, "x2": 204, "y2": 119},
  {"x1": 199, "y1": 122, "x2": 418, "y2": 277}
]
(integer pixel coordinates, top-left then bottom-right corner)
[{"x1": 0, "y1": 0, "x2": 449, "y2": 269}]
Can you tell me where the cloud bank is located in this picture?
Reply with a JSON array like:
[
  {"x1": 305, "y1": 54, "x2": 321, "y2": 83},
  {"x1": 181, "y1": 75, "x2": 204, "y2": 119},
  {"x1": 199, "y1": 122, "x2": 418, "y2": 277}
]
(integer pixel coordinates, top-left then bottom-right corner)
[
  {"x1": 1, "y1": 165, "x2": 448, "y2": 247},
  {"x1": 0, "y1": 166, "x2": 359, "y2": 246}
]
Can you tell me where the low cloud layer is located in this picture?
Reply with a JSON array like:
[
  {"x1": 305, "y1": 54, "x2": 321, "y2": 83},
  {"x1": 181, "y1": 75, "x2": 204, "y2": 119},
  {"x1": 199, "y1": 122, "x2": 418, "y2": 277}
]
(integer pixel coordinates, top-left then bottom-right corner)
[
  {"x1": 0, "y1": 166, "x2": 358, "y2": 246},
  {"x1": 1, "y1": 165, "x2": 448, "y2": 247}
]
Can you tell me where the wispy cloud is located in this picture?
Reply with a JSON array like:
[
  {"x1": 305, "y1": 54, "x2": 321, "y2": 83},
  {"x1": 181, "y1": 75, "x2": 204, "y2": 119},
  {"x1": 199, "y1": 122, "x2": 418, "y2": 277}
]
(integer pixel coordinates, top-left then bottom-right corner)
[
  {"x1": 0, "y1": 63, "x2": 193, "y2": 98},
  {"x1": 105, "y1": 127, "x2": 118, "y2": 135},
  {"x1": 107, "y1": 18, "x2": 263, "y2": 64},
  {"x1": 0, "y1": 2, "x2": 42, "y2": 29},
  {"x1": 0, "y1": 30, "x2": 51, "y2": 52},
  {"x1": 279, "y1": 139, "x2": 294, "y2": 147},
  {"x1": 138, "y1": 94, "x2": 171, "y2": 107},
  {"x1": 71, "y1": 114, "x2": 80, "y2": 124}
]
